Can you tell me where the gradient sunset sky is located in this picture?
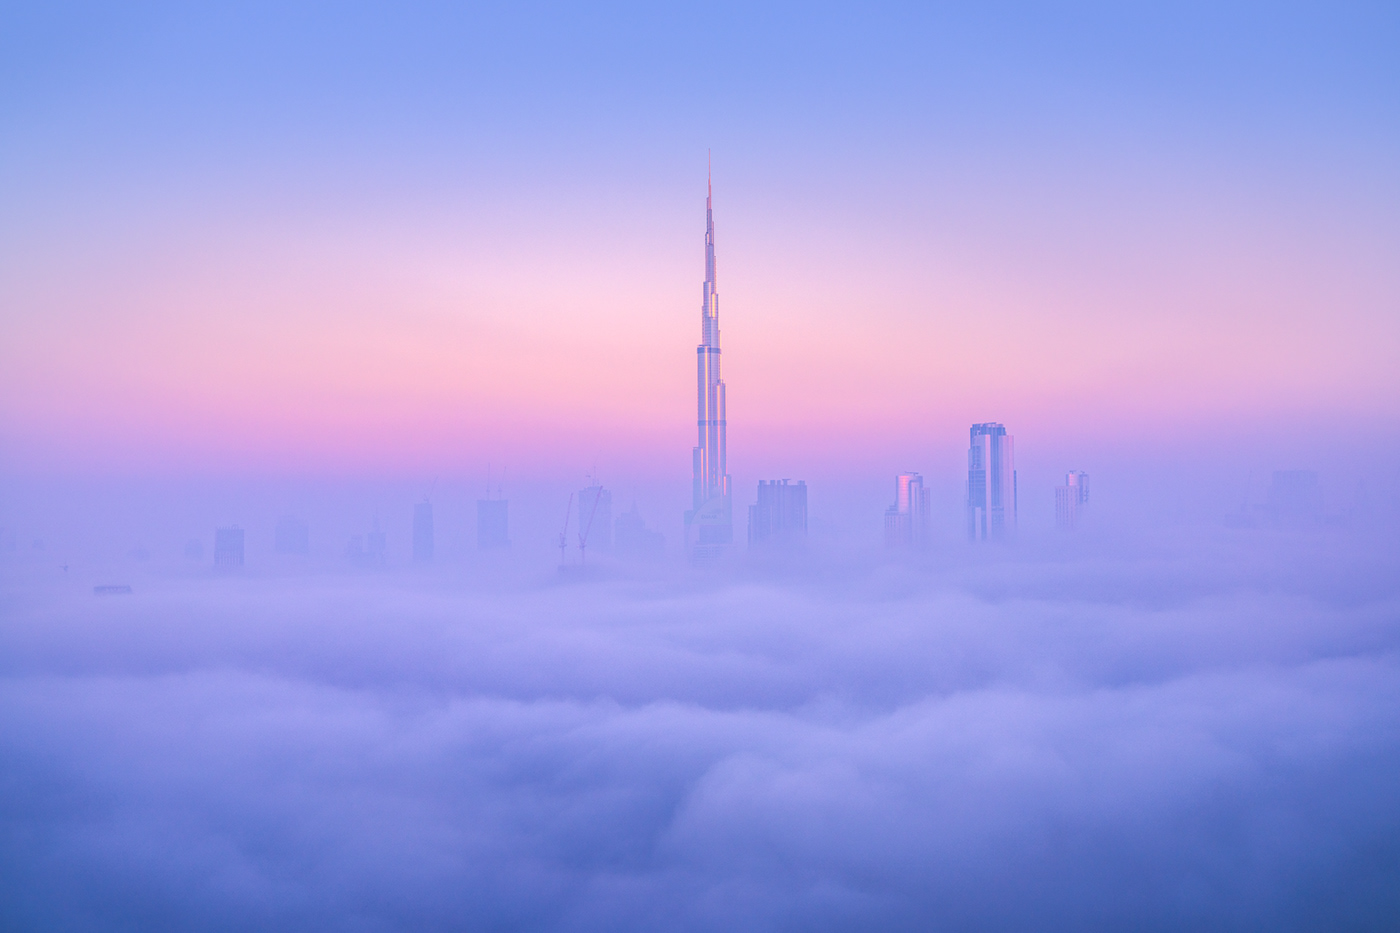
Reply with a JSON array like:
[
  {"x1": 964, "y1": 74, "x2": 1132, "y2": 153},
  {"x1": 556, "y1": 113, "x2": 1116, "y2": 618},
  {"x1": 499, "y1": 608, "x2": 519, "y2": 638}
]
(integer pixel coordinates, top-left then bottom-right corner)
[{"x1": 2, "y1": 2, "x2": 1397, "y2": 489}]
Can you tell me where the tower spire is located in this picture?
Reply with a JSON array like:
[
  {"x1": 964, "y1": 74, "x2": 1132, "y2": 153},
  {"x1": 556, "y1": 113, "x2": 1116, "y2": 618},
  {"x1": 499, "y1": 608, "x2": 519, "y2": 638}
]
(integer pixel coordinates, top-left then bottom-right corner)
[{"x1": 686, "y1": 156, "x2": 733, "y2": 558}]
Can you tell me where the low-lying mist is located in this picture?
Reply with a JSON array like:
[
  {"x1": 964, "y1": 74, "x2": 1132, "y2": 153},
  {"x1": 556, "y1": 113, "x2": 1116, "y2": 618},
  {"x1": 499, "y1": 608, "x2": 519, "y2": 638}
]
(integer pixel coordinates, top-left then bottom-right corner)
[{"x1": 2, "y1": 506, "x2": 1397, "y2": 932}]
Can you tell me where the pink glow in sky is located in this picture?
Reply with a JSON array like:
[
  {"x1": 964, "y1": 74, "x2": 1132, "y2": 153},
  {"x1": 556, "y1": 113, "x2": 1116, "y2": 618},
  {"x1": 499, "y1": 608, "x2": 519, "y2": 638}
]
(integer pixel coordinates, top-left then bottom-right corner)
[{"x1": 3, "y1": 165, "x2": 1395, "y2": 480}]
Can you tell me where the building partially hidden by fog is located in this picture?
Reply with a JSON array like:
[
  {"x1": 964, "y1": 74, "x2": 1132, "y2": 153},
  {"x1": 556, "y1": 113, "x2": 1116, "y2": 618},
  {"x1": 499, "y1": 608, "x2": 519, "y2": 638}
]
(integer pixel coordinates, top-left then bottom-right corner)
[
  {"x1": 1269, "y1": 470, "x2": 1322, "y2": 525},
  {"x1": 412, "y1": 501, "x2": 434, "y2": 563},
  {"x1": 214, "y1": 526, "x2": 245, "y2": 568},
  {"x1": 615, "y1": 503, "x2": 665, "y2": 560},
  {"x1": 885, "y1": 472, "x2": 930, "y2": 548},
  {"x1": 348, "y1": 519, "x2": 387, "y2": 567},
  {"x1": 967, "y1": 423, "x2": 1016, "y2": 541},
  {"x1": 684, "y1": 168, "x2": 734, "y2": 561},
  {"x1": 274, "y1": 516, "x2": 310, "y2": 555},
  {"x1": 577, "y1": 485, "x2": 612, "y2": 555},
  {"x1": 1055, "y1": 471, "x2": 1090, "y2": 530},
  {"x1": 748, "y1": 479, "x2": 808, "y2": 547},
  {"x1": 477, "y1": 498, "x2": 509, "y2": 549}
]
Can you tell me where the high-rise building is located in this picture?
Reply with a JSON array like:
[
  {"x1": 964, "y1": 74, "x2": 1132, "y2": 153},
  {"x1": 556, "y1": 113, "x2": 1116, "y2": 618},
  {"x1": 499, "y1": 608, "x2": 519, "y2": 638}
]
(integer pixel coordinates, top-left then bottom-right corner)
[
  {"x1": 577, "y1": 485, "x2": 612, "y2": 554},
  {"x1": 214, "y1": 526, "x2": 245, "y2": 568},
  {"x1": 684, "y1": 165, "x2": 733, "y2": 560},
  {"x1": 412, "y1": 501, "x2": 434, "y2": 563},
  {"x1": 274, "y1": 515, "x2": 310, "y2": 555},
  {"x1": 615, "y1": 503, "x2": 665, "y2": 559},
  {"x1": 967, "y1": 423, "x2": 1016, "y2": 541},
  {"x1": 884, "y1": 472, "x2": 930, "y2": 547},
  {"x1": 748, "y1": 479, "x2": 808, "y2": 546},
  {"x1": 1055, "y1": 471, "x2": 1090, "y2": 530},
  {"x1": 477, "y1": 498, "x2": 509, "y2": 549}
]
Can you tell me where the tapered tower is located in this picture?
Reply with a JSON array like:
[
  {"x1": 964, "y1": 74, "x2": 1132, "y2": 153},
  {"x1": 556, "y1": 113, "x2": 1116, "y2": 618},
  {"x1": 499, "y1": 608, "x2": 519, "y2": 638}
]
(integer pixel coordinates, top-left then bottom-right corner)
[{"x1": 685, "y1": 161, "x2": 733, "y2": 558}]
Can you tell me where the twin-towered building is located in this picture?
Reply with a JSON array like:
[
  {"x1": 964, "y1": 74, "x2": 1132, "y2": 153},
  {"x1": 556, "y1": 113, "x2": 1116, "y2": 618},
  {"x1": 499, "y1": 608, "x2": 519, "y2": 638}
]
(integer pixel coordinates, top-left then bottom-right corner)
[{"x1": 967, "y1": 422, "x2": 1017, "y2": 541}]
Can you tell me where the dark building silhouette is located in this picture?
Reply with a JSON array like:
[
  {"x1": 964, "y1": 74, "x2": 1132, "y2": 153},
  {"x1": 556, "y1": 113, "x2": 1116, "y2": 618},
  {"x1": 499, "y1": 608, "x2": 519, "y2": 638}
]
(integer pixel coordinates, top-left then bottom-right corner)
[
  {"x1": 885, "y1": 472, "x2": 930, "y2": 548},
  {"x1": 614, "y1": 503, "x2": 665, "y2": 559},
  {"x1": 748, "y1": 479, "x2": 808, "y2": 546},
  {"x1": 1055, "y1": 471, "x2": 1090, "y2": 530},
  {"x1": 275, "y1": 516, "x2": 310, "y2": 555},
  {"x1": 214, "y1": 527, "x2": 245, "y2": 568},
  {"x1": 477, "y1": 499, "x2": 509, "y2": 549},
  {"x1": 413, "y1": 501, "x2": 434, "y2": 563}
]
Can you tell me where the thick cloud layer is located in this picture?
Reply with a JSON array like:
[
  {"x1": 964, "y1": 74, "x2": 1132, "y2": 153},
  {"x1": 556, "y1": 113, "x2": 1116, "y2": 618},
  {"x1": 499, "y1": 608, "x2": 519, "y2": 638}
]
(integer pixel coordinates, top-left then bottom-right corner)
[{"x1": 2, "y1": 526, "x2": 1398, "y2": 931}]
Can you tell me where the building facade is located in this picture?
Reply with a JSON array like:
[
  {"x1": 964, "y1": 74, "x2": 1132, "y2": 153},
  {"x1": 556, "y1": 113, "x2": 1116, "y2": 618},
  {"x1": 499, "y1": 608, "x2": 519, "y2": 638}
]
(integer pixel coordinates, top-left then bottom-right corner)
[
  {"x1": 748, "y1": 479, "x2": 808, "y2": 546},
  {"x1": 1055, "y1": 471, "x2": 1089, "y2": 530},
  {"x1": 884, "y1": 472, "x2": 930, "y2": 547},
  {"x1": 967, "y1": 423, "x2": 1016, "y2": 541},
  {"x1": 684, "y1": 167, "x2": 734, "y2": 559},
  {"x1": 214, "y1": 526, "x2": 245, "y2": 568}
]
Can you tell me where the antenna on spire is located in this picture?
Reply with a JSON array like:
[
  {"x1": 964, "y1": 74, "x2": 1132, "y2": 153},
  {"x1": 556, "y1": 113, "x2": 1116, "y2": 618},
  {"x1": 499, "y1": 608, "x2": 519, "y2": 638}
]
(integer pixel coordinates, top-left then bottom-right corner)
[{"x1": 707, "y1": 150, "x2": 712, "y2": 202}]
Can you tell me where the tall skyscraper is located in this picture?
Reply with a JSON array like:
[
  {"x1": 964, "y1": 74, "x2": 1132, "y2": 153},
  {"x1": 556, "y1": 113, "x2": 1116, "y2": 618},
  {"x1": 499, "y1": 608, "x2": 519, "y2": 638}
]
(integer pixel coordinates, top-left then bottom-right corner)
[
  {"x1": 967, "y1": 423, "x2": 1016, "y2": 541},
  {"x1": 748, "y1": 479, "x2": 808, "y2": 546},
  {"x1": 1055, "y1": 471, "x2": 1090, "y2": 530},
  {"x1": 214, "y1": 526, "x2": 244, "y2": 568},
  {"x1": 684, "y1": 164, "x2": 733, "y2": 560},
  {"x1": 477, "y1": 498, "x2": 509, "y2": 549},
  {"x1": 412, "y1": 500, "x2": 434, "y2": 563},
  {"x1": 576, "y1": 484, "x2": 613, "y2": 556},
  {"x1": 884, "y1": 472, "x2": 930, "y2": 547}
]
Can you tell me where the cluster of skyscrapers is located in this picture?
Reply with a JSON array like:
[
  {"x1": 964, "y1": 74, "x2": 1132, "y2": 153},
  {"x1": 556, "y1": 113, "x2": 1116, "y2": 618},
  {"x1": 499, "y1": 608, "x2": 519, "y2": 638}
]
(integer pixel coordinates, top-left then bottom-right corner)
[
  {"x1": 161, "y1": 173, "x2": 1348, "y2": 571},
  {"x1": 691, "y1": 172, "x2": 1089, "y2": 555}
]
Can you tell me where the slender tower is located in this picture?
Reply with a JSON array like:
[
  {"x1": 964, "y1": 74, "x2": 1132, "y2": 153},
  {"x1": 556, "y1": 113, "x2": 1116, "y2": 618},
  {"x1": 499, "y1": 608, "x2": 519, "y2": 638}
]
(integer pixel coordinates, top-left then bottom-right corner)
[{"x1": 684, "y1": 159, "x2": 733, "y2": 557}]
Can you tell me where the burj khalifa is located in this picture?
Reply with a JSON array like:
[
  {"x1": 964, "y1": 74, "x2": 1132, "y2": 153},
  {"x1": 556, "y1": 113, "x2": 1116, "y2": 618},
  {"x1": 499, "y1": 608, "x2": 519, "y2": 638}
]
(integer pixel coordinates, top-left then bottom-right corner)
[{"x1": 684, "y1": 166, "x2": 733, "y2": 557}]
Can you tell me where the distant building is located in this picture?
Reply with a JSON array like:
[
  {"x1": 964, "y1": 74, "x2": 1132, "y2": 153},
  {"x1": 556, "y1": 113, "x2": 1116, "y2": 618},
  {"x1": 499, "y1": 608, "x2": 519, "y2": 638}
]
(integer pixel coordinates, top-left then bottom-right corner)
[
  {"x1": 274, "y1": 516, "x2": 310, "y2": 555},
  {"x1": 214, "y1": 526, "x2": 245, "y2": 568},
  {"x1": 748, "y1": 479, "x2": 808, "y2": 546},
  {"x1": 967, "y1": 423, "x2": 1016, "y2": 541},
  {"x1": 615, "y1": 503, "x2": 665, "y2": 559},
  {"x1": 577, "y1": 485, "x2": 612, "y2": 554},
  {"x1": 1269, "y1": 470, "x2": 1322, "y2": 525},
  {"x1": 884, "y1": 472, "x2": 930, "y2": 547},
  {"x1": 413, "y1": 501, "x2": 434, "y2": 563},
  {"x1": 1055, "y1": 471, "x2": 1090, "y2": 530},
  {"x1": 347, "y1": 519, "x2": 387, "y2": 566},
  {"x1": 477, "y1": 499, "x2": 509, "y2": 549}
]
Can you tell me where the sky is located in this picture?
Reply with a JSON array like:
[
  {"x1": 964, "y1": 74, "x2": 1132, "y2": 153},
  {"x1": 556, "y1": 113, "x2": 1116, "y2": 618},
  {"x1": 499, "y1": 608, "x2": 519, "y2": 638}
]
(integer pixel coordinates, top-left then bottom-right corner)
[
  {"x1": 2, "y1": 2, "x2": 1398, "y2": 503},
  {"x1": 2, "y1": 7, "x2": 1400, "y2": 929}
]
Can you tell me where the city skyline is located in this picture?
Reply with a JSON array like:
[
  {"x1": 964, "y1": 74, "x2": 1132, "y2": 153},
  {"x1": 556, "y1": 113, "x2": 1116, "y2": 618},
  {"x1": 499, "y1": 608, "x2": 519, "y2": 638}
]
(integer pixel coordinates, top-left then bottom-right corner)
[{"x1": 2, "y1": 7, "x2": 1397, "y2": 929}]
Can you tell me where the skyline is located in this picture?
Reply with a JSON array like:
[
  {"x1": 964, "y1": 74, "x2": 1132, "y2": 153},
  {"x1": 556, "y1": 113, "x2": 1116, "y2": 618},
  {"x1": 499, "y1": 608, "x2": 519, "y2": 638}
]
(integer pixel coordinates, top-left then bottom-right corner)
[{"x1": 2, "y1": 7, "x2": 1398, "y2": 930}]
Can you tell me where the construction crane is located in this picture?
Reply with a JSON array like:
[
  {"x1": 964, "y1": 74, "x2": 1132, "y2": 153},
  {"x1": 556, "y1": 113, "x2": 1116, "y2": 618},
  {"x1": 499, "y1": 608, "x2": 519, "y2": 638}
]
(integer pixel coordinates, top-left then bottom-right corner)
[
  {"x1": 557, "y1": 492, "x2": 574, "y2": 566},
  {"x1": 578, "y1": 484, "x2": 604, "y2": 565}
]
